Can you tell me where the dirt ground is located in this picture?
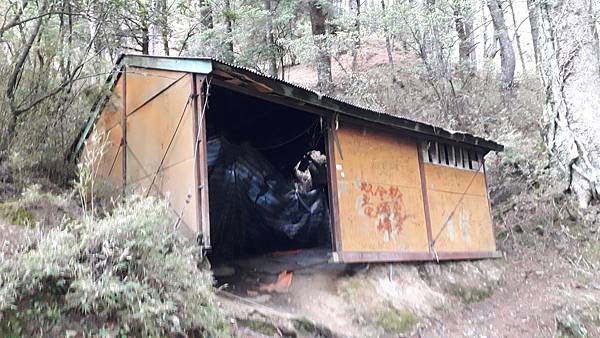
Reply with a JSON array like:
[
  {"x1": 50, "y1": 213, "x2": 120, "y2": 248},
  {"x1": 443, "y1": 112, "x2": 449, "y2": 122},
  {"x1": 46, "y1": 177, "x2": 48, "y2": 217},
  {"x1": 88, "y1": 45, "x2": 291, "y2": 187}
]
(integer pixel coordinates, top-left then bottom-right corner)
[{"x1": 214, "y1": 240, "x2": 600, "y2": 338}]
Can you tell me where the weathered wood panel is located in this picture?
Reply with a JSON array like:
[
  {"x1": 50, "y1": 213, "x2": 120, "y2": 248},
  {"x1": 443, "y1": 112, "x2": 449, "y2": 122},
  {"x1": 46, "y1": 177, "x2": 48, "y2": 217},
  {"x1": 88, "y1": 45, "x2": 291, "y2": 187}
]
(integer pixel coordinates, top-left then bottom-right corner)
[
  {"x1": 124, "y1": 72, "x2": 198, "y2": 235},
  {"x1": 125, "y1": 67, "x2": 186, "y2": 115},
  {"x1": 334, "y1": 121, "x2": 429, "y2": 253},
  {"x1": 424, "y1": 164, "x2": 496, "y2": 252},
  {"x1": 82, "y1": 77, "x2": 123, "y2": 191}
]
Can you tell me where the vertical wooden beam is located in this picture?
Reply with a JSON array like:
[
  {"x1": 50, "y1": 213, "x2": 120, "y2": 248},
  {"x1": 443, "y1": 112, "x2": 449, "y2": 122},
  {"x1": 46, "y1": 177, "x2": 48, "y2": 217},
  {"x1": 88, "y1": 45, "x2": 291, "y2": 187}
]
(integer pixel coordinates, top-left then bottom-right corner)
[
  {"x1": 193, "y1": 75, "x2": 211, "y2": 249},
  {"x1": 121, "y1": 66, "x2": 127, "y2": 198},
  {"x1": 191, "y1": 74, "x2": 201, "y2": 235},
  {"x1": 325, "y1": 117, "x2": 342, "y2": 252},
  {"x1": 482, "y1": 159, "x2": 497, "y2": 248},
  {"x1": 417, "y1": 140, "x2": 434, "y2": 256}
]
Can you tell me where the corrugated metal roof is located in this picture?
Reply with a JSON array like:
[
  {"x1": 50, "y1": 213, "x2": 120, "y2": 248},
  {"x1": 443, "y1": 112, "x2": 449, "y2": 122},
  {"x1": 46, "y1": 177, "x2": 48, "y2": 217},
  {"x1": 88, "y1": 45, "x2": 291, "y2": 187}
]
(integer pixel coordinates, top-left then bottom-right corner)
[{"x1": 71, "y1": 54, "x2": 503, "y2": 158}]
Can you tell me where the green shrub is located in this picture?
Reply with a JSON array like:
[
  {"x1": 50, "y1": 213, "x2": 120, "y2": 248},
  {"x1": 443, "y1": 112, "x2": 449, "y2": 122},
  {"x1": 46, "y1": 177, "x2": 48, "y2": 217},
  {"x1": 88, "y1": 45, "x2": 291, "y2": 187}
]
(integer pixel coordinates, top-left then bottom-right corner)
[
  {"x1": 374, "y1": 305, "x2": 418, "y2": 335},
  {"x1": 0, "y1": 196, "x2": 230, "y2": 336}
]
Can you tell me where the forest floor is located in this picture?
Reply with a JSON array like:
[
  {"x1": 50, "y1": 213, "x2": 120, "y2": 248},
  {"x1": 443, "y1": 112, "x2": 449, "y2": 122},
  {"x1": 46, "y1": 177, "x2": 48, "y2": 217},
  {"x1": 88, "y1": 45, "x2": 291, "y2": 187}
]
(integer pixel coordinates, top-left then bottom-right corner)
[{"x1": 212, "y1": 236, "x2": 600, "y2": 338}]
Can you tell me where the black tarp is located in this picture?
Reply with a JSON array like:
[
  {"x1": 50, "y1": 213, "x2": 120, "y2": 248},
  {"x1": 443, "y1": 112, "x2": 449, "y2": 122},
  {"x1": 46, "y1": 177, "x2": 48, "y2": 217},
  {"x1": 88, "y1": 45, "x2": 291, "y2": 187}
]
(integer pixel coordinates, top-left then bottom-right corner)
[{"x1": 207, "y1": 137, "x2": 330, "y2": 260}]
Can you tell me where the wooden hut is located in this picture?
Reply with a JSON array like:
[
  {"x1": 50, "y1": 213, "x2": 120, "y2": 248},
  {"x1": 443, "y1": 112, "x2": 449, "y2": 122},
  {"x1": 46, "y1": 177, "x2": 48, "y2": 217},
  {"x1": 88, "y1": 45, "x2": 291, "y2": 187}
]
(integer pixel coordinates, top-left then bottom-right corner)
[{"x1": 74, "y1": 55, "x2": 503, "y2": 263}]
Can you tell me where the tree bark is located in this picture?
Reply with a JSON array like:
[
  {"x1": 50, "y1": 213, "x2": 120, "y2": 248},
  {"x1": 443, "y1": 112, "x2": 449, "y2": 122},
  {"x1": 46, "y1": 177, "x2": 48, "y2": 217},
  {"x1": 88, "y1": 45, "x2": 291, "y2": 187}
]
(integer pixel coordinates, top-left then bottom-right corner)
[
  {"x1": 264, "y1": 0, "x2": 277, "y2": 77},
  {"x1": 454, "y1": 3, "x2": 475, "y2": 75},
  {"x1": 200, "y1": 0, "x2": 213, "y2": 29},
  {"x1": 157, "y1": 0, "x2": 170, "y2": 55},
  {"x1": 5, "y1": 0, "x2": 48, "y2": 144},
  {"x1": 527, "y1": 0, "x2": 542, "y2": 74},
  {"x1": 508, "y1": 0, "x2": 526, "y2": 74},
  {"x1": 308, "y1": 0, "x2": 333, "y2": 93},
  {"x1": 350, "y1": 0, "x2": 361, "y2": 72},
  {"x1": 538, "y1": 0, "x2": 600, "y2": 208},
  {"x1": 381, "y1": 0, "x2": 393, "y2": 66},
  {"x1": 223, "y1": 0, "x2": 234, "y2": 63},
  {"x1": 487, "y1": 0, "x2": 515, "y2": 89}
]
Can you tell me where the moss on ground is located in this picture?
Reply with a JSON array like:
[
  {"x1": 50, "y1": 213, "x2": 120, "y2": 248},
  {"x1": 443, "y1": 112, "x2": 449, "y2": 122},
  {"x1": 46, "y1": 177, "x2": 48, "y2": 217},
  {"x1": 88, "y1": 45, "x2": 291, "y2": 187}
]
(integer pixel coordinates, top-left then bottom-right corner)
[
  {"x1": 237, "y1": 318, "x2": 279, "y2": 336},
  {"x1": 292, "y1": 317, "x2": 334, "y2": 337},
  {"x1": 0, "y1": 202, "x2": 35, "y2": 226},
  {"x1": 374, "y1": 305, "x2": 418, "y2": 335},
  {"x1": 448, "y1": 283, "x2": 494, "y2": 304}
]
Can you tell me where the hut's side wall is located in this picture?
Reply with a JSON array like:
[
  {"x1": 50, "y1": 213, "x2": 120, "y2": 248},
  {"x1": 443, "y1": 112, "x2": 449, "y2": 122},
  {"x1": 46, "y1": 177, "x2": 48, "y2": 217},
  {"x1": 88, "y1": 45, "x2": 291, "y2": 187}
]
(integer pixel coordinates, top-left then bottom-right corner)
[
  {"x1": 424, "y1": 164, "x2": 496, "y2": 252},
  {"x1": 123, "y1": 68, "x2": 199, "y2": 236},
  {"x1": 81, "y1": 77, "x2": 124, "y2": 192},
  {"x1": 333, "y1": 121, "x2": 430, "y2": 253},
  {"x1": 83, "y1": 67, "x2": 200, "y2": 237}
]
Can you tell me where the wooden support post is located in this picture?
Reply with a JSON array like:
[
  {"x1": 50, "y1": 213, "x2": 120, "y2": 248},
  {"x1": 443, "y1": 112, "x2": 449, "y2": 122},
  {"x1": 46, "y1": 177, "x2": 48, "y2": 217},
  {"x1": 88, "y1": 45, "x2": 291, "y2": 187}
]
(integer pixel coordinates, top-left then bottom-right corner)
[
  {"x1": 121, "y1": 66, "x2": 127, "y2": 199},
  {"x1": 417, "y1": 140, "x2": 434, "y2": 256},
  {"x1": 326, "y1": 117, "x2": 342, "y2": 252},
  {"x1": 192, "y1": 74, "x2": 211, "y2": 249}
]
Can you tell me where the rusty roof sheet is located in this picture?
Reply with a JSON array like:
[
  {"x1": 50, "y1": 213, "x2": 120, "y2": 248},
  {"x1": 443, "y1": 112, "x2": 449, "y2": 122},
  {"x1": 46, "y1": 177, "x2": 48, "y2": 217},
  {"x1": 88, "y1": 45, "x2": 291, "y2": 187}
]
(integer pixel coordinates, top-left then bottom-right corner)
[{"x1": 71, "y1": 54, "x2": 503, "y2": 158}]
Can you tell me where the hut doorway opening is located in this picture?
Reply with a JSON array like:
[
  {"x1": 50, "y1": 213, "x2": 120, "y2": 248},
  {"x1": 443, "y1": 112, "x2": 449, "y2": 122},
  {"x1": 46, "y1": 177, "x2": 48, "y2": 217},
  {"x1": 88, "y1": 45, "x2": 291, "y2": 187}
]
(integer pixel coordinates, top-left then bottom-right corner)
[{"x1": 205, "y1": 84, "x2": 333, "y2": 267}]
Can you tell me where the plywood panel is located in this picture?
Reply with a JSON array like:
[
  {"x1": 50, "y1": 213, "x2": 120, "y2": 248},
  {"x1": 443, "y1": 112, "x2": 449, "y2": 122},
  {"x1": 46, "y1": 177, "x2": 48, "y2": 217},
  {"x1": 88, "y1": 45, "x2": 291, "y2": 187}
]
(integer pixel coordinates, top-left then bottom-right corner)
[
  {"x1": 126, "y1": 75, "x2": 194, "y2": 182},
  {"x1": 127, "y1": 159, "x2": 197, "y2": 236},
  {"x1": 424, "y1": 164, "x2": 496, "y2": 252},
  {"x1": 334, "y1": 122, "x2": 429, "y2": 253},
  {"x1": 124, "y1": 71, "x2": 198, "y2": 236},
  {"x1": 81, "y1": 77, "x2": 123, "y2": 192},
  {"x1": 125, "y1": 67, "x2": 186, "y2": 115}
]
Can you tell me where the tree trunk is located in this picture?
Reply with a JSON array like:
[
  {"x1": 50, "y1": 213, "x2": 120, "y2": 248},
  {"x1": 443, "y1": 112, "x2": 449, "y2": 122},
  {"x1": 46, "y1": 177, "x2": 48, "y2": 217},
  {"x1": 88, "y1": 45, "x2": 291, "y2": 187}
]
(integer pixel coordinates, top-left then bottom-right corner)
[
  {"x1": 508, "y1": 0, "x2": 526, "y2": 74},
  {"x1": 350, "y1": 0, "x2": 361, "y2": 72},
  {"x1": 454, "y1": 3, "x2": 475, "y2": 75},
  {"x1": 5, "y1": 0, "x2": 48, "y2": 145},
  {"x1": 381, "y1": 0, "x2": 393, "y2": 66},
  {"x1": 526, "y1": 0, "x2": 542, "y2": 74},
  {"x1": 224, "y1": 0, "x2": 234, "y2": 63},
  {"x1": 487, "y1": 0, "x2": 515, "y2": 89},
  {"x1": 265, "y1": 0, "x2": 277, "y2": 77},
  {"x1": 200, "y1": 0, "x2": 213, "y2": 29},
  {"x1": 539, "y1": 0, "x2": 600, "y2": 208},
  {"x1": 157, "y1": 0, "x2": 170, "y2": 55},
  {"x1": 308, "y1": 0, "x2": 333, "y2": 93}
]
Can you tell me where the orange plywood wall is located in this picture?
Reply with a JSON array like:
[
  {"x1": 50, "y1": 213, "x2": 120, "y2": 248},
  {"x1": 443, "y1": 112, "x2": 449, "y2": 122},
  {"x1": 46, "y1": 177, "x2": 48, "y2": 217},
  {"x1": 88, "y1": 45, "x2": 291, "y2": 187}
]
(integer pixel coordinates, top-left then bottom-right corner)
[
  {"x1": 334, "y1": 121, "x2": 430, "y2": 253},
  {"x1": 83, "y1": 67, "x2": 202, "y2": 238},
  {"x1": 81, "y1": 76, "x2": 124, "y2": 192},
  {"x1": 123, "y1": 67, "x2": 199, "y2": 237},
  {"x1": 424, "y1": 163, "x2": 496, "y2": 253}
]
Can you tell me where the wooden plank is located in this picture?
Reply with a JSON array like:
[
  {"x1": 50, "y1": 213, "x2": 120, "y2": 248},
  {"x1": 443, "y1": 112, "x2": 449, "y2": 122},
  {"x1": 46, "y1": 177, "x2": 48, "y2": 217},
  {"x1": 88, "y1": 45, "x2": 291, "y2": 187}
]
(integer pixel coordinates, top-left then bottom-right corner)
[
  {"x1": 196, "y1": 76, "x2": 212, "y2": 249},
  {"x1": 125, "y1": 72, "x2": 199, "y2": 236},
  {"x1": 326, "y1": 118, "x2": 342, "y2": 251},
  {"x1": 334, "y1": 120, "x2": 430, "y2": 254},
  {"x1": 425, "y1": 163, "x2": 496, "y2": 253},
  {"x1": 417, "y1": 142, "x2": 434, "y2": 254},
  {"x1": 333, "y1": 251, "x2": 433, "y2": 263},
  {"x1": 121, "y1": 67, "x2": 127, "y2": 198}
]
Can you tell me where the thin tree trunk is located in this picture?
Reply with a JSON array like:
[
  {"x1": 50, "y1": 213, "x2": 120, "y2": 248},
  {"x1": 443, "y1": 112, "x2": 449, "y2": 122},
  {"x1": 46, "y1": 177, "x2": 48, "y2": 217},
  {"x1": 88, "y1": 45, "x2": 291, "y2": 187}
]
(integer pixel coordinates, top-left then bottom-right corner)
[
  {"x1": 200, "y1": 0, "x2": 213, "y2": 29},
  {"x1": 526, "y1": 0, "x2": 541, "y2": 74},
  {"x1": 350, "y1": 0, "x2": 361, "y2": 72},
  {"x1": 5, "y1": 0, "x2": 48, "y2": 144},
  {"x1": 157, "y1": 0, "x2": 170, "y2": 55},
  {"x1": 265, "y1": 0, "x2": 277, "y2": 77},
  {"x1": 508, "y1": 0, "x2": 526, "y2": 74},
  {"x1": 539, "y1": 0, "x2": 600, "y2": 208},
  {"x1": 224, "y1": 0, "x2": 234, "y2": 62},
  {"x1": 482, "y1": 0, "x2": 489, "y2": 57},
  {"x1": 454, "y1": 3, "x2": 475, "y2": 75},
  {"x1": 308, "y1": 0, "x2": 333, "y2": 93},
  {"x1": 381, "y1": 0, "x2": 393, "y2": 66},
  {"x1": 487, "y1": 0, "x2": 516, "y2": 89}
]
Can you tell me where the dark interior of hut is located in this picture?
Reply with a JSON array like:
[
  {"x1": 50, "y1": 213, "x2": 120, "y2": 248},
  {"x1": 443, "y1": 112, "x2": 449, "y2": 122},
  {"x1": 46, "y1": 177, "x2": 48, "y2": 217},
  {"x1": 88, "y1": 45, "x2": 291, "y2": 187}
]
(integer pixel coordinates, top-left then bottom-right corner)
[{"x1": 204, "y1": 84, "x2": 333, "y2": 267}]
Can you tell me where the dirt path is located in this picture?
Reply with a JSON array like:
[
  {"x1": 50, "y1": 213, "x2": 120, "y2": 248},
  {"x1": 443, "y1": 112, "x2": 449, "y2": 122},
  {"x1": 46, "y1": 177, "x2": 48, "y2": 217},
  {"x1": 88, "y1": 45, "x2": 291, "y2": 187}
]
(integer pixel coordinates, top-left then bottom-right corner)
[{"x1": 421, "y1": 245, "x2": 600, "y2": 338}]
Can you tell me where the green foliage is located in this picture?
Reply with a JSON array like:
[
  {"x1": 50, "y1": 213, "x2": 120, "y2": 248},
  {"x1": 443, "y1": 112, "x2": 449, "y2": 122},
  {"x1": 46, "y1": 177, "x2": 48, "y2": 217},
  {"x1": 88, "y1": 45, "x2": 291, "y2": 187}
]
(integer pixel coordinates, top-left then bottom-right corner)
[
  {"x1": 0, "y1": 203, "x2": 34, "y2": 226},
  {"x1": 374, "y1": 305, "x2": 418, "y2": 335},
  {"x1": 0, "y1": 196, "x2": 230, "y2": 336},
  {"x1": 237, "y1": 318, "x2": 279, "y2": 336}
]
